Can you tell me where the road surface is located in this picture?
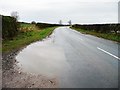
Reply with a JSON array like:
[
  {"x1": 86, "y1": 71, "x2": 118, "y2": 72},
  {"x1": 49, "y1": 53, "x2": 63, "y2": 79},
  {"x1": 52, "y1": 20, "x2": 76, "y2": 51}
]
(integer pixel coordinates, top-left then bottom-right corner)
[{"x1": 16, "y1": 27, "x2": 119, "y2": 88}]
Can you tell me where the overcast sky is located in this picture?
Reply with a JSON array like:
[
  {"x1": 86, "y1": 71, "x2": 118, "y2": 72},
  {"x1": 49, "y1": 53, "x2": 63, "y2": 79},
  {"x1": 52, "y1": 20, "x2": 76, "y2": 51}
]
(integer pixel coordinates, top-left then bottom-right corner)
[{"x1": 0, "y1": 0, "x2": 119, "y2": 24}]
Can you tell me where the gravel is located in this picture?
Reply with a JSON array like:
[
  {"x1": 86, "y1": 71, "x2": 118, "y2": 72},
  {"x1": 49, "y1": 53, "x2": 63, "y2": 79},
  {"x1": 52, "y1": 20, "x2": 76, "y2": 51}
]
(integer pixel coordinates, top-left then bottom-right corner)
[{"x1": 2, "y1": 48, "x2": 58, "y2": 88}]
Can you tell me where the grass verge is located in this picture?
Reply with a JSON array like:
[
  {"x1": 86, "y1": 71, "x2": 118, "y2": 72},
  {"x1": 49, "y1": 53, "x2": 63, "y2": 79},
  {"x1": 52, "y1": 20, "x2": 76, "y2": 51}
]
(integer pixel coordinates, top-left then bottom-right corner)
[
  {"x1": 71, "y1": 27, "x2": 120, "y2": 42},
  {"x1": 2, "y1": 26, "x2": 57, "y2": 53}
]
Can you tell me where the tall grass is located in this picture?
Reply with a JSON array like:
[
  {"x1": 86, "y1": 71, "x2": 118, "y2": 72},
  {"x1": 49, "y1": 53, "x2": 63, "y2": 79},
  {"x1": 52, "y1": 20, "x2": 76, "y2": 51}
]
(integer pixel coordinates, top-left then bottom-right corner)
[{"x1": 2, "y1": 23, "x2": 57, "y2": 53}]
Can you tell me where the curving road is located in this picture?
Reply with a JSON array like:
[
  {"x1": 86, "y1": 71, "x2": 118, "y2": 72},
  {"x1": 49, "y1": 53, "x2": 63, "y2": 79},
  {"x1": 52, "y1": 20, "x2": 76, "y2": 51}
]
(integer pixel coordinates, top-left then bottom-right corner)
[{"x1": 16, "y1": 27, "x2": 119, "y2": 88}]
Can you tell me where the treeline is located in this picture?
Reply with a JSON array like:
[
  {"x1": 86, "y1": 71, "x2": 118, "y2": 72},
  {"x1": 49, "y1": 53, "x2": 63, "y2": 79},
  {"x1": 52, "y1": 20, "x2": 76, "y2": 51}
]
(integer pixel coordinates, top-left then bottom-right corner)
[
  {"x1": 36, "y1": 23, "x2": 63, "y2": 29},
  {"x1": 72, "y1": 24, "x2": 120, "y2": 34},
  {"x1": 2, "y1": 15, "x2": 19, "y2": 39}
]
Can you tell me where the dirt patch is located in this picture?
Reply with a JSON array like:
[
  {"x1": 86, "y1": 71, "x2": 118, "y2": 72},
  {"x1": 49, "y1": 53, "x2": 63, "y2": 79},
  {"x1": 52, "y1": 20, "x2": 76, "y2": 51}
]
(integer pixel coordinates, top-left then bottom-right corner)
[{"x1": 2, "y1": 48, "x2": 58, "y2": 88}]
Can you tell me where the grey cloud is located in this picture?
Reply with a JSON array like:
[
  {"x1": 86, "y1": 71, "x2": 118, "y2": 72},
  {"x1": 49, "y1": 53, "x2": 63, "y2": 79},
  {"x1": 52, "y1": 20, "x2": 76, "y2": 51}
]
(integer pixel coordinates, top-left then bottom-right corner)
[{"x1": 0, "y1": 0, "x2": 118, "y2": 24}]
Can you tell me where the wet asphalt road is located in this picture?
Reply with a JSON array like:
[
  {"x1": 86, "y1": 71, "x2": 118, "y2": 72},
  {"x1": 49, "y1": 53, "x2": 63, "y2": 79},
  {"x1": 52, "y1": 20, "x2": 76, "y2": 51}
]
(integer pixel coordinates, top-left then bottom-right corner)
[{"x1": 16, "y1": 27, "x2": 119, "y2": 88}]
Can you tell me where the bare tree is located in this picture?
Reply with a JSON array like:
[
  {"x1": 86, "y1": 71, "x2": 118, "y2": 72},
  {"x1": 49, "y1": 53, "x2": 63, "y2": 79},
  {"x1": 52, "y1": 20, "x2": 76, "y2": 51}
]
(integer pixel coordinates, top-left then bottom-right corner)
[
  {"x1": 68, "y1": 20, "x2": 72, "y2": 26},
  {"x1": 11, "y1": 11, "x2": 19, "y2": 21},
  {"x1": 59, "y1": 20, "x2": 62, "y2": 25}
]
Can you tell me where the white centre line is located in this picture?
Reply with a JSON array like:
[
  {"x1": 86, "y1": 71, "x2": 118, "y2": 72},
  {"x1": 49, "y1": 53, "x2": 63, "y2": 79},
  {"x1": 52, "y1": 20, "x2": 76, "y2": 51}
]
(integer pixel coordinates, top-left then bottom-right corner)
[{"x1": 97, "y1": 47, "x2": 120, "y2": 60}]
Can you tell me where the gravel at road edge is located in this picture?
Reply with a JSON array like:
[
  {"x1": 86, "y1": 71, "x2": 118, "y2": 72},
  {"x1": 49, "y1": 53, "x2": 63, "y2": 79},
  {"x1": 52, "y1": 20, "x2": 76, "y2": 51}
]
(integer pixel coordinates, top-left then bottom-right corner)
[{"x1": 2, "y1": 48, "x2": 58, "y2": 88}]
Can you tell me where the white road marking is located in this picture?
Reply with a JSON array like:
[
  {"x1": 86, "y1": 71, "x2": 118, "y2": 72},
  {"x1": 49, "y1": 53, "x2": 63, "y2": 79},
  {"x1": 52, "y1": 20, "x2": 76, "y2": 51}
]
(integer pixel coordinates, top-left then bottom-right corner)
[{"x1": 97, "y1": 47, "x2": 120, "y2": 60}]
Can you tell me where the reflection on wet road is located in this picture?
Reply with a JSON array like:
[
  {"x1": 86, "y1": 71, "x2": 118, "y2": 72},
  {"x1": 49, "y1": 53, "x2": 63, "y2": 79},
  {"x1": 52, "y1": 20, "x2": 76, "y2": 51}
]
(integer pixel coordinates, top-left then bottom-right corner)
[{"x1": 16, "y1": 27, "x2": 118, "y2": 88}]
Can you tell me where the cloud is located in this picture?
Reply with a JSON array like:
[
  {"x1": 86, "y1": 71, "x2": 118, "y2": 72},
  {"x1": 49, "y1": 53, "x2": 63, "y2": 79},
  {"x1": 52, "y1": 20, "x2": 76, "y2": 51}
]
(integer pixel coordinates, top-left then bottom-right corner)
[{"x1": 0, "y1": 0, "x2": 119, "y2": 24}]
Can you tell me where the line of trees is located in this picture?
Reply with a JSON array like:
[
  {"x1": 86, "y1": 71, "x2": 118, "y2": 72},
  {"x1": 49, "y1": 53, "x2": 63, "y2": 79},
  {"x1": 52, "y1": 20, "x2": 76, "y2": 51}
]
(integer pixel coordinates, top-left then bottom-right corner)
[
  {"x1": 36, "y1": 23, "x2": 64, "y2": 29},
  {"x1": 72, "y1": 24, "x2": 120, "y2": 34},
  {"x1": 59, "y1": 20, "x2": 72, "y2": 25}
]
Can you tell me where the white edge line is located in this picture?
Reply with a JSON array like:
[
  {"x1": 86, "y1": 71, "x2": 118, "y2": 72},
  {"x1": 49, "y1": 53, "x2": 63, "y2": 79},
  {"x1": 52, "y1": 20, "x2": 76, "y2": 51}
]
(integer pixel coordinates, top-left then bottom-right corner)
[{"x1": 97, "y1": 47, "x2": 120, "y2": 60}]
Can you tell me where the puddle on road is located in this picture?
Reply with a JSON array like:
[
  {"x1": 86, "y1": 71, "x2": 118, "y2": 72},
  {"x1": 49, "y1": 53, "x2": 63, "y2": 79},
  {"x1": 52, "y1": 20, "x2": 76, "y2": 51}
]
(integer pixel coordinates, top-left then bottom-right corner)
[{"x1": 16, "y1": 32, "x2": 69, "y2": 77}]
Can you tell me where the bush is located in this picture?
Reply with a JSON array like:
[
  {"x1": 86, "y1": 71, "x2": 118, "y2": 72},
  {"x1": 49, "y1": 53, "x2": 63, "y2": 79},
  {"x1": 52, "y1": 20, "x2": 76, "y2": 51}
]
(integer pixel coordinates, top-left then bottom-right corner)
[{"x1": 2, "y1": 16, "x2": 18, "y2": 39}]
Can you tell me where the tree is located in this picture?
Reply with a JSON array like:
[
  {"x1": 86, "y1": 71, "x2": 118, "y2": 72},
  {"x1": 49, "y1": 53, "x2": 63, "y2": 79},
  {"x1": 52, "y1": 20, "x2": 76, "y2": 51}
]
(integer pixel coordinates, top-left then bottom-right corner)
[
  {"x1": 68, "y1": 20, "x2": 72, "y2": 26},
  {"x1": 59, "y1": 20, "x2": 62, "y2": 25},
  {"x1": 31, "y1": 21, "x2": 36, "y2": 24},
  {"x1": 11, "y1": 11, "x2": 20, "y2": 30},
  {"x1": 11, "y1": 11, "x2": 19, "y2": 21}
]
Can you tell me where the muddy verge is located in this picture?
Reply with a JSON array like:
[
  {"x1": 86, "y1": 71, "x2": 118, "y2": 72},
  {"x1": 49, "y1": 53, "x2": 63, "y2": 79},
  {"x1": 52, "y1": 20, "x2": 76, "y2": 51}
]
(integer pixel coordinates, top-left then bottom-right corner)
[{"x1": 2, "y1": 48, "x2": 58, "y2": 88}]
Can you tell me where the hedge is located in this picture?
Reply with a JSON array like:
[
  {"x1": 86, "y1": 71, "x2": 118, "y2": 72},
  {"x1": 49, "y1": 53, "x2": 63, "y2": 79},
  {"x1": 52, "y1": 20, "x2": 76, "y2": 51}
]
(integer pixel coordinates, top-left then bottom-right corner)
[
  {"x1": 2, "y1": 16, "x2": 18, "y2": 39},
  {"x1": 72, "y1": 24, "x2": 120, "y2": 34}
]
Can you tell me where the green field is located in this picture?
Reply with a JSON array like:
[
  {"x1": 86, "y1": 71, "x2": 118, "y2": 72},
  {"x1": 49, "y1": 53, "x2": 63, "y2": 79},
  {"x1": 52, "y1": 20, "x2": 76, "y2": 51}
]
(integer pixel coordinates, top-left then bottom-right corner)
[
  {"x1": 2, "y1": 23, "x2": 57, "y2": 53},
  {"x1": 71, "y1": 27, "x2": 120, "y2": 42}
]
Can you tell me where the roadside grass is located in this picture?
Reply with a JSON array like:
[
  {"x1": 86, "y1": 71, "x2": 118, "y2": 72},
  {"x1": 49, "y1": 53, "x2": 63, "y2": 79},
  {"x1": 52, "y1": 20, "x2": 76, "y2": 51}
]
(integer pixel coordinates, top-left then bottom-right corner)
[
  {"x1": 19, "y1": 23, "x2": 40, "y2": 32},
  {"x1": 2, "y1": 23, "x2": 57, "y2": 53},
  {"x1": 71, "y1": 27, "x2": 120, "y2": 42}
]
